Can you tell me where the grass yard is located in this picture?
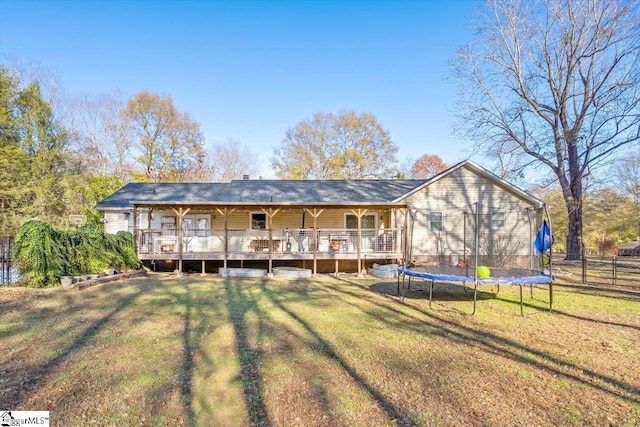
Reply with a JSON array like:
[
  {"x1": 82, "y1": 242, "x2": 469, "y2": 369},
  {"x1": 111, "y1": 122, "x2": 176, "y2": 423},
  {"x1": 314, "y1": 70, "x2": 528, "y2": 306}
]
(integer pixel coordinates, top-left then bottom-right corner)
[{"x1": 1, "y1": 271, "x2": 639, "y2": 426}]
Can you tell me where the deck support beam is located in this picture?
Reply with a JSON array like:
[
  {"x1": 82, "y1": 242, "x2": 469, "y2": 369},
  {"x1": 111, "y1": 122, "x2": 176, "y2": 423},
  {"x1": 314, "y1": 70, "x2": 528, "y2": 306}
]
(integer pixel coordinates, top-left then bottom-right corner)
[
  {"x1": 263, "y1": 207, "x2": 280, "y2": 277},
  {"x1": 349, "y1": 208, "x2": 368, "y2": 277},
  {"x1": 216, "y1": 207, "x2": 235, "y2": 272},
  {"x1": 171, "y1": 207, "x2": 190, "y2": 277},
  {"x1": 305, "y1": 208, "x2": 325, "y2": 276}
]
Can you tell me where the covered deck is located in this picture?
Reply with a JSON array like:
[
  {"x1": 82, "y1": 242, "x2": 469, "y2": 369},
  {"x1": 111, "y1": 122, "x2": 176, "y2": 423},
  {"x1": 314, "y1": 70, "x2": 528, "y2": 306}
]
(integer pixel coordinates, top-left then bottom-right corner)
[{"x1": 131, "y1": 203, "x2": 409, "y2": 276}]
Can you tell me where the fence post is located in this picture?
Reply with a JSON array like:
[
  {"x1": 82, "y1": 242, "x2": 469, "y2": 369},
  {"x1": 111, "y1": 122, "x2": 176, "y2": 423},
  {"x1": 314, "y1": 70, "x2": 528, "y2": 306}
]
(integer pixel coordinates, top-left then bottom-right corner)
[
  {"x1": 0, "y1": 238, "x2": 4, "y2": 285},
  {"x1": 1, "y1": 237, "x2": 12, "y2": 285},
  {"x1": 612, "y1": 256, "x2": 617, "y2": 286},
  {"x1": 582, "y1": 256, "x2": 587, "y2": 284}
]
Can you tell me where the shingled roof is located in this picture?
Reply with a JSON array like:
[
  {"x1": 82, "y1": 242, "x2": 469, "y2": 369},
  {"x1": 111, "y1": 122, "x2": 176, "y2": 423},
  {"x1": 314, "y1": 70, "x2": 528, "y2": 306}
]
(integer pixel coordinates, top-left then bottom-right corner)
[{"x1": 96, "y1": 179, "x2": 426, "y2": 209}]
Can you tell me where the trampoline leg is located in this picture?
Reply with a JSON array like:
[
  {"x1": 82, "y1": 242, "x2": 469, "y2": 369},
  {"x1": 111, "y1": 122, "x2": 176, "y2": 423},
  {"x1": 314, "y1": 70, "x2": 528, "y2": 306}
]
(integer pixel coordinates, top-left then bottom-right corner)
[
  {"x1": 471, "y1": 282, "x2": 478, "y2": 315},
  {"x1": 429, "y1": 279, "x2": 433, "y2": 308},
  {"x1": 520, "y1": 283, "x2": 524, "y2": 317},
  {"x1": 549, "y1": 281, "x2": 553, "y2": 312},
  {"x1": 530, "y1": 283, "x2": 534, "y2": 299}
]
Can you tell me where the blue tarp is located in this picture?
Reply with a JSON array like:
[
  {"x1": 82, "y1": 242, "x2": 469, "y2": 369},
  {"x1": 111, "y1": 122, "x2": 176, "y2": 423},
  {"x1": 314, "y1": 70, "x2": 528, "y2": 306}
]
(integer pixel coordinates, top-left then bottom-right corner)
[{"x1": 534, "y1": 220, "x2": 553, "y2": 255}]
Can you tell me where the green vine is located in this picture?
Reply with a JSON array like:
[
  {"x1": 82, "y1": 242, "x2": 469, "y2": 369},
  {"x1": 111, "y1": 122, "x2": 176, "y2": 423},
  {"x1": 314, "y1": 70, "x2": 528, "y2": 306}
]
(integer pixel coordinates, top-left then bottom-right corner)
[{"x1": 13, "y1": 220, "x2": 141, "y2": 287}]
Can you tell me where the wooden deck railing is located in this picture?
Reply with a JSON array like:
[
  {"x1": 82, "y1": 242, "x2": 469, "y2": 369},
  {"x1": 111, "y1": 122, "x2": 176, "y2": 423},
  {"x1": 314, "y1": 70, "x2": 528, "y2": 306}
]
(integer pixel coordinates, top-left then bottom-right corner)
[{"x1": 136, "y1": 228, "x2": 403, "y2": 256}]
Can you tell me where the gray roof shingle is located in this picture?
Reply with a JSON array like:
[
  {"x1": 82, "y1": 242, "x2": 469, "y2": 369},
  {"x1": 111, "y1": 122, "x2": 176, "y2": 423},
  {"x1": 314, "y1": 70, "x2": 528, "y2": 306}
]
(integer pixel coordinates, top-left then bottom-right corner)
[{"x1": 96, "y1": 179, "x2": 426, "y2": 209}]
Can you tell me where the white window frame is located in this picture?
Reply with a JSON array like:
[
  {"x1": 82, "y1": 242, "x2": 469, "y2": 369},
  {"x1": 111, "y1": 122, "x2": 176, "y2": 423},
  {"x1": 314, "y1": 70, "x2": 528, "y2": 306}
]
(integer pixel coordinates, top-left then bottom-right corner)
[
  {"x1": 429, "y1": 211, "x2": 444, "y2": 232},
  {"x1": 491, "y1": 211, "x2": 506, "y2": 229}
]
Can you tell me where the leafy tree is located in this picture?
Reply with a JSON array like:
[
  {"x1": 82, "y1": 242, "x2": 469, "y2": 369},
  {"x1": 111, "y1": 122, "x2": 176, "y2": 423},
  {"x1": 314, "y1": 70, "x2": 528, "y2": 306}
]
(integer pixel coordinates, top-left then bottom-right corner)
[
  {"x1": 210, "y1": 138, "x2": 261, "y2": 182},
  {"x1": 78, "y1": 175, "x2": 125, "y2": 226},
  {"x1": 410, "y1": 154, "x2": 449, "y2": 179},
  {"x1": 0, "y1": 65, "x2": 69, "y2": 235},
  {"x1": 582, "y1": 188, "x2": 634, "y2": 253},
  {"x1": 124, "y1": 91, "x2": 206, "y2": 182},
  {"x1": 452, "y1": 0, "x2": 640, "y2": 260},
  {"x1": 272, "y1": 111, "x2": 398, "y2": 179}
]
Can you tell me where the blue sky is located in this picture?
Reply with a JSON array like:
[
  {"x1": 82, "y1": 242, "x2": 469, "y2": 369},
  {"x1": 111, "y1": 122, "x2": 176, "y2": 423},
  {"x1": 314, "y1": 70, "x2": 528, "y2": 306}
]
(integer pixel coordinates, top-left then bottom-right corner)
[{"x1": 0, "y1": 0, "x2": 480, "y2": 177}]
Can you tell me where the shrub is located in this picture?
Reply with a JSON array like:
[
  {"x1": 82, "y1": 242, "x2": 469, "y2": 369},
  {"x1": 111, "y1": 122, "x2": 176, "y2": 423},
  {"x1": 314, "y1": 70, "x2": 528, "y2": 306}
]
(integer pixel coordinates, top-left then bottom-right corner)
[
  {"x1": 13, "y1": 221, "x2": 63, "y2": 287},
  {"x1": 13, "y1": 220, "x2": 141, "y2": 287}
]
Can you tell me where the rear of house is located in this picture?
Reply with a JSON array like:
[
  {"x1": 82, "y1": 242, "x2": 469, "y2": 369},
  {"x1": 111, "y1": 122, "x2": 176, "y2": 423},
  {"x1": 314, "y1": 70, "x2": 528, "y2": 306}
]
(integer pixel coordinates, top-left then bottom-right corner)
[{"x1": 96, "y1": 160, "x2": 546, "y2": 275}]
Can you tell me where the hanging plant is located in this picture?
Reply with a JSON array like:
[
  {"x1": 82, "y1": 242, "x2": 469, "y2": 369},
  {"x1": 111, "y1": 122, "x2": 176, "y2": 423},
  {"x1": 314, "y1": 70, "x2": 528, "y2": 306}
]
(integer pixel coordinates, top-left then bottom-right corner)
[
  {"x1": 13, "y1": 220, "x2": 141, "y2": 287},
  {"x1": 13, "y1": 221, "x2": 63, "y2": 287}
]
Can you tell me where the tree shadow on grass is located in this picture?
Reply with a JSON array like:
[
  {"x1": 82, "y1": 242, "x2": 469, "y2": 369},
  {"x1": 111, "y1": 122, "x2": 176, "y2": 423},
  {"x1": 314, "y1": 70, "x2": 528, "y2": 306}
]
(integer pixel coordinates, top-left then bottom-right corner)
[
  {"x1": 180, "y1": 280, "x2": 196, "y2": 426},
  {"x1": 223, "y1": 279, "x2": 271, "y2": 427},
  {"x1": 258, "y1": 281, "x2": 417, "y2": 426},
  {"x1": 152, "y1": 277, "x2": 230, "y2": 425},
  {"x1": 555, "y1": 282, "x2": 640, "y2": 302},
  {"x1": 334, "y1": 277, "x2": 640, "y2": 405},
  {"x1": 2, "y1": 281, "x2": 150, "y2": 409},
  {"x1": 549, "y1": 308, "x2": 640, "y2": 332}
]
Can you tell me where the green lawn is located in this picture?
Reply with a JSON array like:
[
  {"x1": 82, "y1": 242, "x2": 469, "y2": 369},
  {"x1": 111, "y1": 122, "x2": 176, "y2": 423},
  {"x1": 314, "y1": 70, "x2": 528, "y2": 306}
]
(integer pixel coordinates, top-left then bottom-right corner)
[{"x1": 1, "y1": 273, "x2": 639, "y2": 426}]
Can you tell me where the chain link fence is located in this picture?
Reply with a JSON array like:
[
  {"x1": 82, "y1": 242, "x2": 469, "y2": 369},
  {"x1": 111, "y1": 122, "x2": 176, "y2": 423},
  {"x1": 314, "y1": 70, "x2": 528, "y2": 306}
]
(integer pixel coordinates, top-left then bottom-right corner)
[{"x1": 1, "y1": 236, "x2": 16, "y2": 285}]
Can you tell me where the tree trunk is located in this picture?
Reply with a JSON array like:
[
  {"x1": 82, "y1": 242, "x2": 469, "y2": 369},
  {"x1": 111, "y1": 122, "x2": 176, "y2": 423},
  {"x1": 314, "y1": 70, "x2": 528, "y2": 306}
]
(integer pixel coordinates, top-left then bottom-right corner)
[
  {"x1": 562, "y1": 137, "x2": 584, "y2": 261},
  {"x1": 565, "y1": 197, "x2": 583, "y2": 260}
]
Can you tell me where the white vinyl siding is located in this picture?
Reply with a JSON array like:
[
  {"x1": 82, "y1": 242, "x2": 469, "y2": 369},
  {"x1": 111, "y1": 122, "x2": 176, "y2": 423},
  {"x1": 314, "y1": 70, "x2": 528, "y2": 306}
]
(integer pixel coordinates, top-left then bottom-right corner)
[{"x1": 401, "y1": 166, "x2": 537, "y2": 257}]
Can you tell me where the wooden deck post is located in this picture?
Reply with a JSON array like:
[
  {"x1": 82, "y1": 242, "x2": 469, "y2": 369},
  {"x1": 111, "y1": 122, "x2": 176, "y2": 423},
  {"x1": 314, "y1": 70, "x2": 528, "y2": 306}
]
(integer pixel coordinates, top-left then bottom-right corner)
[
  {"x1": 313, "y1": 209, "x2": 317, "y2": 276},
  {"x1": 224, "y1": 207, "x2": 228, "y2": 271},
  {"x1": 268, "y1": 207, "x2": 273, "y2": 276},
  {"x1": 172, "y1": 207, "x2": 190, "y2": 278},
  {"x1": 305, "y1": 208, "x2": 324, "y2": 276},
  {"x1": 265, "y1": 207, "x2": 280, "y2": 277},
  {"x1": 216, "y1": 207, "x2": 229, "y2": 271},
  {"x1": 350, "y1": 208, "x2": 368, "y2": 277}
]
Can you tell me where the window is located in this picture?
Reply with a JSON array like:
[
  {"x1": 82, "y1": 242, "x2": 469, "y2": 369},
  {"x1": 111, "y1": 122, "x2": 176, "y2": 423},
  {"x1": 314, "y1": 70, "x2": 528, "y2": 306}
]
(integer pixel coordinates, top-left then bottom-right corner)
[
  {"x1": 161, "y1": 216, "x2": 176, "y2": 236},
  {"x1": 197, "y1": 218, "x2": 208, "y2": 237},
  {"x1": 429, "y1": 212, "x2": 443, "y2": 232},
  {"x1": 251, "y1": 213, "x2": 266, "y2": 229},
  {"x1": 491, "y1": 212, "x2": 506, "y2": 229},
  {"x1": 345, "y1": 213, "x2": 376, "y2": 229}
]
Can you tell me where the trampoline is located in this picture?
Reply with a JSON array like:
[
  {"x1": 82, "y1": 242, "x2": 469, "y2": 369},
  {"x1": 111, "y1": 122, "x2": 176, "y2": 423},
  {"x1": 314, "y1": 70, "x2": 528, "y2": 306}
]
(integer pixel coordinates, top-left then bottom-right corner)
[{"x1": 398, "y1": 266, "x2": 553, "y2": 316}]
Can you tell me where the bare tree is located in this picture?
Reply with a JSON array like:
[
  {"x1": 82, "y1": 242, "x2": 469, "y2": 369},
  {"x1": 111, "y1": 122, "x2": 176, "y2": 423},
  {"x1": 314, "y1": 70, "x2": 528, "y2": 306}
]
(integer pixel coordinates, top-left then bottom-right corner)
[
  {"x1": 210, "y1": 139, "x2": 261, "y2": 182},
  {"x1": 68, "y1": 90, "x2": 133, "y2": 179},
  {"x1": 452, "y1": 0, "x2": 640, "y2": 259}
]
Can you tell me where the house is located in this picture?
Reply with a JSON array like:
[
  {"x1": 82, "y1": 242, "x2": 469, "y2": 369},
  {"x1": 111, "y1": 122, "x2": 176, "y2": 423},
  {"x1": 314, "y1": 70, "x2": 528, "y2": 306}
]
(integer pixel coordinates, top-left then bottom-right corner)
[
  {"x1": 617, "y1": 242, "x2": 640, "y2": 256},
  {"x1": 96, "y1": 160, "x2": 547, "y2": 276}
]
